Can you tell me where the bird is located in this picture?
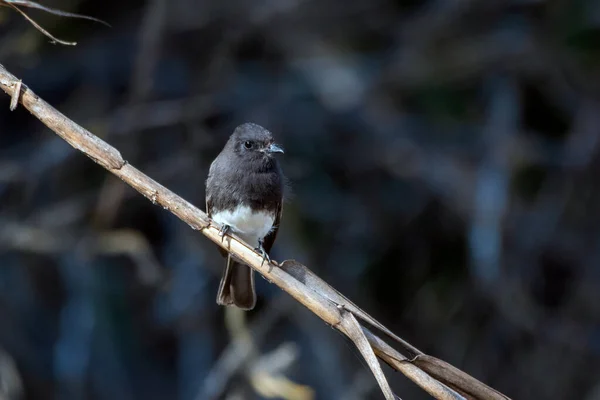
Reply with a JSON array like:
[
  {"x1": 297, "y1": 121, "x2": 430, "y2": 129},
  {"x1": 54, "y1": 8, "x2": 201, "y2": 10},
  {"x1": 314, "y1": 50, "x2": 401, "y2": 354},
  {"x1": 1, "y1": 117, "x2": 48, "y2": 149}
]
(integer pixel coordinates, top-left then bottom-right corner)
[{"x1": 205, "y1": 123, "x2": 285, "y2": 310}]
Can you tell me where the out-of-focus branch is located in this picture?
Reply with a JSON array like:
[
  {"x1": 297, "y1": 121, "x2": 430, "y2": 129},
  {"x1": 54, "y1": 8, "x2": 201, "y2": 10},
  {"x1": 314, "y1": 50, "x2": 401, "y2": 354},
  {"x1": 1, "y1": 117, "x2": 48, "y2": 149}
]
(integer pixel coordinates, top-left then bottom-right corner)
[
  {"x1": 0, "y1": 346, "x2": 23, "y2": 400},
  {"x1": 0, "y1": 63, "x2": 510, "y2": 400},
  {"x1": 0, "y1": 0, "x2": 109, "y2": 45}
]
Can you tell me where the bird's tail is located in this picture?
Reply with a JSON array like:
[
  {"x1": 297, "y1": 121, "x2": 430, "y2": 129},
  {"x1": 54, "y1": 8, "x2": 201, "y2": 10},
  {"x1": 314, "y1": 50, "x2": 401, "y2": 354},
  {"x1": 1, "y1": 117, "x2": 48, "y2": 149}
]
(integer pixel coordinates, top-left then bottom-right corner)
[{"x1": 216, "y1": 254, "x2": 256, "y2": 310}]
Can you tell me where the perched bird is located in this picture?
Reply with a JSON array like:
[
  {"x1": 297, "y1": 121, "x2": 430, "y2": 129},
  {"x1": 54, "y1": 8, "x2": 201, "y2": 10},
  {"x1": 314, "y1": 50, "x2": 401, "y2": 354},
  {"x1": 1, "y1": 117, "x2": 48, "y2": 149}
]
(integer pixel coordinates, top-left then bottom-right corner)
[{"x1": 205, "y1": 123, "x2": 285, "y2": 310}]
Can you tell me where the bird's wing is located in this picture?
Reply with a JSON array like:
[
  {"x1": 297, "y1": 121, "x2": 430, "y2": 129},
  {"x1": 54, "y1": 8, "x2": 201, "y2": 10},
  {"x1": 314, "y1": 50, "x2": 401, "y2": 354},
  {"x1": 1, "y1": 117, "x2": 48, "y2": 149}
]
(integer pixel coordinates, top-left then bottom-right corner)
[
  {"x1": 206, "y1": 165, "x2": 229, "y2": 258},
  {"x1": 205, "y1": 159, "x2": 216, "y2": 217},
  {"x1": 262, "y1": 201, "x2": 282, "y2": 254},
  {"x1": 206, "y1": 196, "x2": 212, "y2": 217}
]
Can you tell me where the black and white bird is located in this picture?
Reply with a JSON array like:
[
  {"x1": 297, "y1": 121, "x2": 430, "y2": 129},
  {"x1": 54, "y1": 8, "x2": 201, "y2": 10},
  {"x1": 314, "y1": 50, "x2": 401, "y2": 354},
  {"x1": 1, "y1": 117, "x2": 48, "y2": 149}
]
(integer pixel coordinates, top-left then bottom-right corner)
[{"x1": 205, "y1": 123, "x2": 285, "y2": 310}]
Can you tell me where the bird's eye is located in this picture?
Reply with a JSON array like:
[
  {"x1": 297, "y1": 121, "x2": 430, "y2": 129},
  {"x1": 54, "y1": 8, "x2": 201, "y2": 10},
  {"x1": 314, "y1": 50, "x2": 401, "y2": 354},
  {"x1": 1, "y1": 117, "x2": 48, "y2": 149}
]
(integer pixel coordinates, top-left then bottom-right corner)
[{"x1": 244, "y1": 141, "x2": 253, "y2": 149}]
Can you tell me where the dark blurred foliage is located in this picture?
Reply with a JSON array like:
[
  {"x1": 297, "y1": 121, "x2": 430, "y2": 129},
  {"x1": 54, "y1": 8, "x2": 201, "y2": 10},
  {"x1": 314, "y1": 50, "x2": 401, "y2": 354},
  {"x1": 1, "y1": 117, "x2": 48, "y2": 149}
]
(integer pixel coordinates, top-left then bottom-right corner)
[{"x1": 1, "y1": 0, "x2": 600, "y2": 399}]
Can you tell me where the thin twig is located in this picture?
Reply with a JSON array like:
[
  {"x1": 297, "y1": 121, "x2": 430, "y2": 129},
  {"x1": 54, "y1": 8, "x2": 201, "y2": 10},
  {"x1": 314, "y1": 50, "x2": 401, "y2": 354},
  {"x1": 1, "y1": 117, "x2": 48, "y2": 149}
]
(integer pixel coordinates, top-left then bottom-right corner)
[
  {"x1": 0, "y1": 64, "x2": 510, "y2": 400},
  {"x1": 0, "y1": 0, "x2": 109, "y2": 46},
  {"x1": 2, "y1": 2, "x2": 77, "y2": 45},
  {"x1": 1, "y1": 0, "x2": 109, "y2": 25}
]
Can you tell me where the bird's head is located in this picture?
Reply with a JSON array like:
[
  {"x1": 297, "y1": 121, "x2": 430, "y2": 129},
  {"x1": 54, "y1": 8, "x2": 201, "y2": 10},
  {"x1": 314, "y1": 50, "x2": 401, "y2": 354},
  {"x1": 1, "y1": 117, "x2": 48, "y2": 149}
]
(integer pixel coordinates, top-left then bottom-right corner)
[{"x1": 230, "y1": 123, "x2": 284, "y2": 164}]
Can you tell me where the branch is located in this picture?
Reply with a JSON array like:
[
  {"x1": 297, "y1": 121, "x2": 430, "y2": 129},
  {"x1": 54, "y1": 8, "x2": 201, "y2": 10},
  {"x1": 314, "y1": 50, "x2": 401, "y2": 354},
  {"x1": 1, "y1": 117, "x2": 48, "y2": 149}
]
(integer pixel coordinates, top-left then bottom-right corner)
[
  {"x1": 0, "y1": 0, "x2": 109, "y2": 46},
  {"x1": 0, "y1": 63, "x2": 510, "y2": 400}
]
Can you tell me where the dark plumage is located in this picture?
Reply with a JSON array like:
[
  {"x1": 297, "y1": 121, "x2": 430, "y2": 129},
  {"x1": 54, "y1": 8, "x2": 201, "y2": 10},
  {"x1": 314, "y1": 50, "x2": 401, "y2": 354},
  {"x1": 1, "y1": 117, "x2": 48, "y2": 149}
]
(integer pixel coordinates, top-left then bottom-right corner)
[{"x1": 206, "y1": 123, "x2": 284, "y2": 310}]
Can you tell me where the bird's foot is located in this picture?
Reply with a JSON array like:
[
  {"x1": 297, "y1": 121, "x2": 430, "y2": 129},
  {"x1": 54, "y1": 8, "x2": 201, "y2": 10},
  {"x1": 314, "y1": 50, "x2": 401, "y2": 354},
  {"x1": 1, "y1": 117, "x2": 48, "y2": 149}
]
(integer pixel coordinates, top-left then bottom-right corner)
[
  {"x1": 255, "y1": 240, "x2": 272, "y2": 269},
  {"x1": 218, "y1": 223, "x2": 231, "y2": 242}
]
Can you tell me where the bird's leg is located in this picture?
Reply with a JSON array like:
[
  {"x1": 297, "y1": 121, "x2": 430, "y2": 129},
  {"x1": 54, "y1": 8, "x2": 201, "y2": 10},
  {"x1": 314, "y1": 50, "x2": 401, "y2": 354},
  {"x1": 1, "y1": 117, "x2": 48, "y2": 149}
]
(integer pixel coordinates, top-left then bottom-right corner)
[
  {"x1": 218, "y1": 223, "x2": 231, "y2": 242},
  {"x1": 255, "y1": 239, "x2": 271, "y2": 269}
]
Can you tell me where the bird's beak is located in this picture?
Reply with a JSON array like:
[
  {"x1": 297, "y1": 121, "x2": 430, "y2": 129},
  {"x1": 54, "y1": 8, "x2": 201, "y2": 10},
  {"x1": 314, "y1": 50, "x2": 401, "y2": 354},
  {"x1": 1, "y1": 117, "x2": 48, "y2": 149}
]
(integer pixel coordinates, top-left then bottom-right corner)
[{"x1": 266, "y1": 143, "x2": 284, "y2": 154}]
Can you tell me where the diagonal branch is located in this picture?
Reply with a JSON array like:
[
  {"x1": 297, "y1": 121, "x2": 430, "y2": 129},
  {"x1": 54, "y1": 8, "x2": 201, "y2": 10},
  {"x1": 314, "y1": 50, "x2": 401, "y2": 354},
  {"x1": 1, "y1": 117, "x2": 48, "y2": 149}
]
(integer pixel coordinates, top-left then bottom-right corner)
[{"x1": 0, "y1": 63, "x2": 510, "y2": 400}]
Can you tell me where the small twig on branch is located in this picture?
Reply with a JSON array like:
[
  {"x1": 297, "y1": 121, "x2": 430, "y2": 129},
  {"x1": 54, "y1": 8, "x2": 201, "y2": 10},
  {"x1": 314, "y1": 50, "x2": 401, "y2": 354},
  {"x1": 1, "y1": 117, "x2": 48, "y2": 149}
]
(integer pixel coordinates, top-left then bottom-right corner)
[
  {"x1": 9, "y1": 79, "x2": 20, "y2": 111},
  {"x1": 0, "y1": 63, "x2": 510, "y2": 400}
]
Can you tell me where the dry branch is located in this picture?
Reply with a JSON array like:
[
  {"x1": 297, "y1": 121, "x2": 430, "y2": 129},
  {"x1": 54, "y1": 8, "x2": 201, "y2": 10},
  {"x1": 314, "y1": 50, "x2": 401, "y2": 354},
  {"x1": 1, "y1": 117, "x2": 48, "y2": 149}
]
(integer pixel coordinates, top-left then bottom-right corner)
[
  {"x1": 0, "y1": 63, "x2": 510, "y2": 400},
  {"x1": 0, "y1": 0, "x2": 109, "y2": 45}
]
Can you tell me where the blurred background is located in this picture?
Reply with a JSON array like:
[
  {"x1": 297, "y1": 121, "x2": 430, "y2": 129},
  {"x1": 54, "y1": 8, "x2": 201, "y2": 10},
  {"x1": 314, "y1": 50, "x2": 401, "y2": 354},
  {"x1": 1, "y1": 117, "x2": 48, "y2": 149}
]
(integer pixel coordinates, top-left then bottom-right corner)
[{"x1": 0, "y1": 0, "x2": 599, "y2": 399}]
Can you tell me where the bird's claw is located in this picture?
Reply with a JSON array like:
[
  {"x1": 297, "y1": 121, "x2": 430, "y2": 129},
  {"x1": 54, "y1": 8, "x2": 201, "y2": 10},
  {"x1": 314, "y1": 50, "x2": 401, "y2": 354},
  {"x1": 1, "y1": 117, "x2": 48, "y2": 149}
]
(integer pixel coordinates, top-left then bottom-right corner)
[
  {"x1": 255, "y1": 240, "x2": 272, "y2": 269},
  {"x1": 218, "y1": 224, "x2": 231, "y2": 242}
]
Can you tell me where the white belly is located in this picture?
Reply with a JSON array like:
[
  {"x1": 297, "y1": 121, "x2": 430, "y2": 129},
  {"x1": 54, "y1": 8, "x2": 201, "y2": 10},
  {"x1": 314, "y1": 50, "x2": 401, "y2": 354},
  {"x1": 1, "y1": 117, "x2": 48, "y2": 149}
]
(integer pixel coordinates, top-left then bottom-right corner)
[{"x1": 212, "y1": 205, "x2": 275, "y2": 247}]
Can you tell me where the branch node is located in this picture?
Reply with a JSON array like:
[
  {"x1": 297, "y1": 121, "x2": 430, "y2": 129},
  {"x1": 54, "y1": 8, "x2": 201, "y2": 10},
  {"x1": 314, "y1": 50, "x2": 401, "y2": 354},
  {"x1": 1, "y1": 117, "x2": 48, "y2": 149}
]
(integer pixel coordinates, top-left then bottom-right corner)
[{"x1": 9, "y1": 79, "x2": 21, "y2": 111}]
